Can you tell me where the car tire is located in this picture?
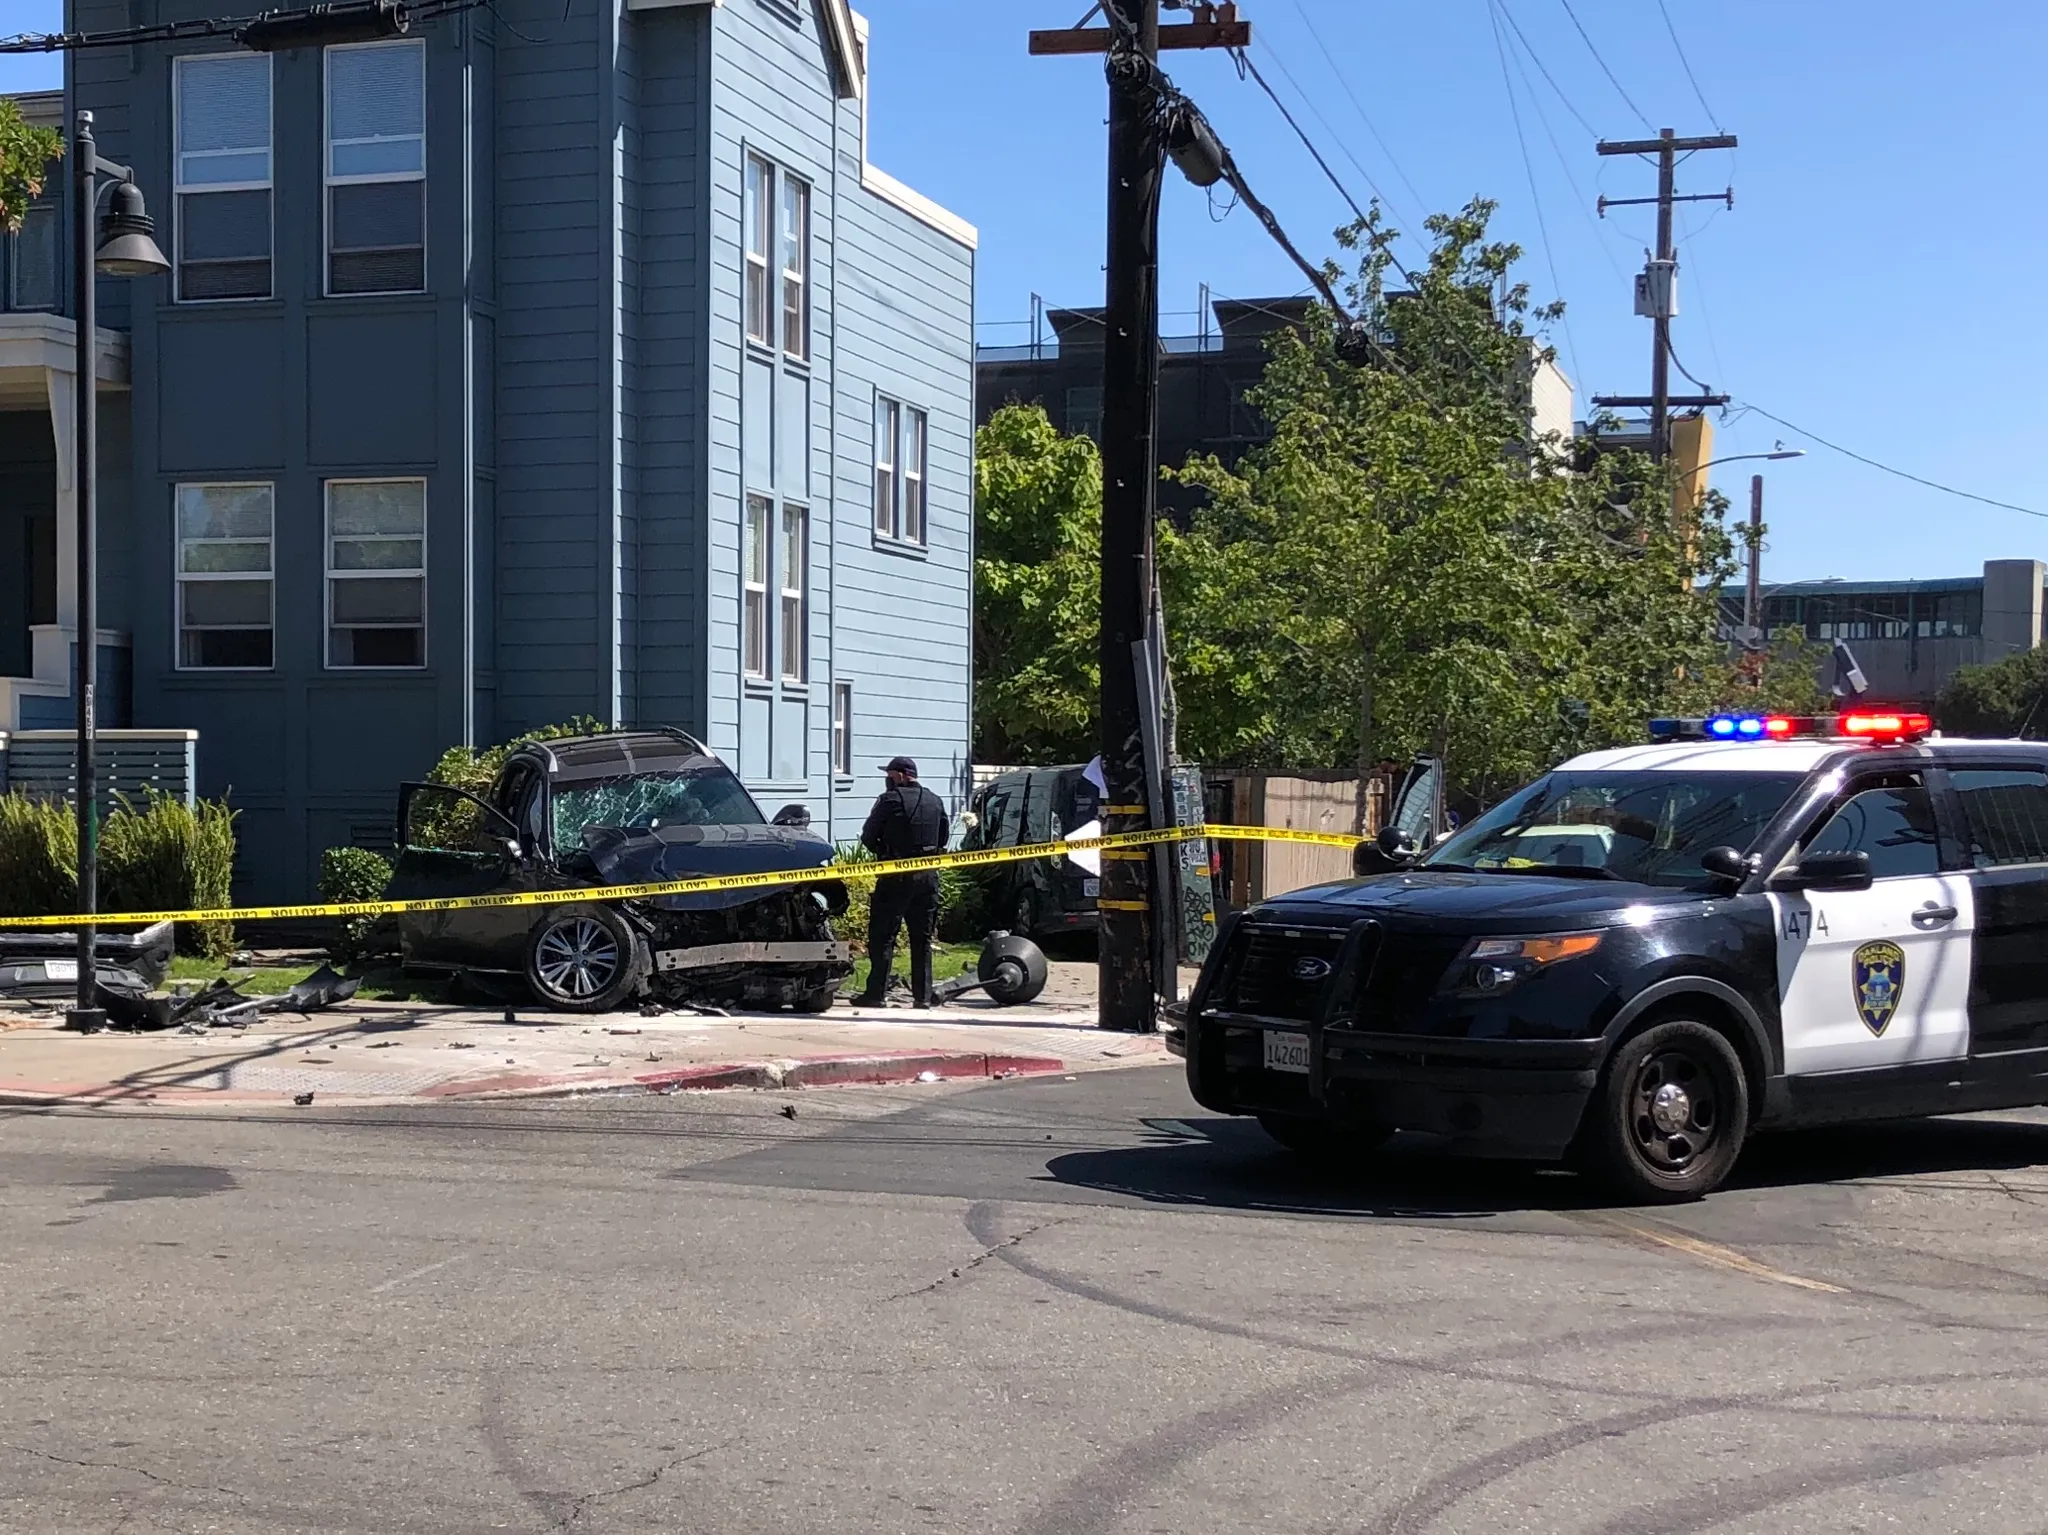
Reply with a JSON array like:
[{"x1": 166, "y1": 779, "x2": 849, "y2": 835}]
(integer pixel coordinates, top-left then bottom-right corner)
[
  {"x1": 524, "y1": 906, "x2": 647, "y2": 1013},
  {"x1": 791, "y1": 981, "x2": 840, "y2": 1014},
  {"x1": 1257, "y1": 1113, "x2": 1394, "y2": 1162},
  {"x1": 1586, "y1": 1019, "x2": 1749, "y2": 1203}
]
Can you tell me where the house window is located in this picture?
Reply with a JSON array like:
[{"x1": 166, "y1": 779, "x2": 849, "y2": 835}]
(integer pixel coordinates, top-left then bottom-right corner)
[
  {"x1": 873, "y1": 394, "x2": 928, "y2": 546},
  {"x1": 8, "y1": 203, "x2": 58, "y2": 311},
  {"x1": 743, "y1": 493, "x2": 770, "y2": 678},
  {"x1": 832, "y1": 682, "x2": 852, "y2": 776},
  {"x1": 780, "y1": 174, "x2": 810, "y2": 362},
  {"x1": 326, "y1": 479, "x2": 426, "y2": 667},
  {"x1": 903, "y1": 409, "x2": 927, "y2": 544},
  {"x1": 326, "y1": 39, "x2": 426, "y2": 295},
  {"x1": 780, "y1": 502, "x2": 808, "y2": 682},
  {"x1": 174, "y1": 52, "x2": 273, "y2": 301},
  {"x1": 176, "y1": 483, "x2": 274, "y2": 669},
  {"x1": 744, "y1": 153, "x2": 772, "y2": 346},
  {"x1": 873, "y1": 395, "x2": 899, "y2": 537}
]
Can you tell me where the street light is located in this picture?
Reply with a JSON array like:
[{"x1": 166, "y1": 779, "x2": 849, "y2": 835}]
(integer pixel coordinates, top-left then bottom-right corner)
[
  {"x1": 1702, "y1": 447, "x2": 1807, "y2": 471},
  {"x1": 64, "y1": 110, "x2": 169, "y2": 1034},
  {"x1": 1725, "y1": 448, "x2": 1807, "y2": 660}
]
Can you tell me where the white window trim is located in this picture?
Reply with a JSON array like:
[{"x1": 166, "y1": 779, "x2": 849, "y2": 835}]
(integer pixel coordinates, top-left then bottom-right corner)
[
  {"x1": 874, "y1": 394, "x2": 927, "y2": 549},
  {"x1": 779, "y1": 501, "x2": 808, "y2": 684},
  {"x1": 902, "y1": 407, "x2": 927, "y2": 546},
  {"x1": 743, "y1": 493, "x2": 771, "y2": 679},
  {"x1": 174, "y1": 481, "x2": 275, "y2": 673},
  {"x1": 780, "y1": 173, "x2": 811, "y2": 364},
  {"x1": 323, "y1": 37, "x2": 428, "y2": 299},
  {"x1": 832, "y1": 681, "x2": 853, "y2": 777},
  {"x1": 873, "y1": 393, "x2": 899, "y2": 539},
  {"x1": 172, "y1": 51, "x2": 275, "y2": 306},
  {"x1": 744, "y1": 152, "x2": 774, "y2": 349},
  {"x1": 324, "y1": 477, "x2": 428, "y2": 670}
]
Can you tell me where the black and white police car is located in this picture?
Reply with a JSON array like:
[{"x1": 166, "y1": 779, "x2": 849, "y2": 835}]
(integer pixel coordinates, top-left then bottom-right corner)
[{"x1": 1172, "y1": 709, "x2": 2048, "y2": 1201}]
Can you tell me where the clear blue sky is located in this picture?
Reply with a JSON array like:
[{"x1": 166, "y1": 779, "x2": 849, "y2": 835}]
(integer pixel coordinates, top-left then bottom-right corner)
[{"x1": 9, "y1": 1, "x2": 2041, "y2": 584}]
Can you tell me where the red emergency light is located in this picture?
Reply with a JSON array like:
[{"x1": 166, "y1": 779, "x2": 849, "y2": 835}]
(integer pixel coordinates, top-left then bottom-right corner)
[{"x1": 1837, "y1": 710, "x2": 1932, "y2": 742}]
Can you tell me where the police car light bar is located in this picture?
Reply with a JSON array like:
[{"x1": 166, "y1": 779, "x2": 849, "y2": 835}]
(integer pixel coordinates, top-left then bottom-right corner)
[{"x1": 1648, "y1": 711, "x2": 1933, "y2": 744}]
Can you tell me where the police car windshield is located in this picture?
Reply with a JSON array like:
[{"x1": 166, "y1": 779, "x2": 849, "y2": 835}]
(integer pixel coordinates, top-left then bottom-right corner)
[
  {"x1": 552, "y1": 765, "x2": 765, "y2": 843},
  {"x1": 1421, "y1": 770, "x2": 1804, "y2": 888}
]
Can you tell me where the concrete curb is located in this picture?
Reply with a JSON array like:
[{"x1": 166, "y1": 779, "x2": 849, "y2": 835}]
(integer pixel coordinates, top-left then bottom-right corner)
[{"x1": 431, "y1": 1048, "x2": 1068, "y2": 1101}]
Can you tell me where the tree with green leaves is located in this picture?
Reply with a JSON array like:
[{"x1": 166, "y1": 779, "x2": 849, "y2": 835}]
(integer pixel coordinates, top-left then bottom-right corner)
[
  {"x1": 0, "y1": 99, "x2": 62, "y2": 232},
  {"x1": 1937, "y1": 647, "x2": 2048, "y2": 738},
  {"x1": 972, "y1": 403, "x2": 1103, "y2": 763},
  {"x1": 1162, "y1": 199, "x2": 1824, "y2": 819}
]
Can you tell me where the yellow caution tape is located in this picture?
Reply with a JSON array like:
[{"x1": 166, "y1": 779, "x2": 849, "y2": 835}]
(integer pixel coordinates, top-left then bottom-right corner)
[{"x1": 0, "y1": 824, "x2": 1364, "y2": 930}]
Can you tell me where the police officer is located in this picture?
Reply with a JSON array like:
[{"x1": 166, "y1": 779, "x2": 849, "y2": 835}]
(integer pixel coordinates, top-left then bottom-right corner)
[{"x1": 854, "y1": 756, "x2": 949, "y2": 1009}]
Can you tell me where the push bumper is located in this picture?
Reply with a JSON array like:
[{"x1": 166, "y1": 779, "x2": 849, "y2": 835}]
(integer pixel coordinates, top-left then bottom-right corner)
[
  {"x1": 1192, "y1": 1012, "x2": 1604, "y2": 1160},
  {"x1": 652, "y1": 939, "x2": 852, "y2": 972}
]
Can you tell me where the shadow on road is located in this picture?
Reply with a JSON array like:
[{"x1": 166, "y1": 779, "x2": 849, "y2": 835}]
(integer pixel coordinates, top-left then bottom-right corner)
[{"x1": 1044, "y1": 1112, "x2": 2048, "y2": 1218}]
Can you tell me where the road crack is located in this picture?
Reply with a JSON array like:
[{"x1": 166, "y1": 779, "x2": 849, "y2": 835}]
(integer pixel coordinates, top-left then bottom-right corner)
[
  {"x1": 891, "y1": 1218, "x2": 1061, "y2": 1300},
  {"x1": 549, "y1": 1440, "x2": 730, "y2": 1531},
  {"x1": 0, "y1": 1439, "x2": 241, "y2": 1500}
]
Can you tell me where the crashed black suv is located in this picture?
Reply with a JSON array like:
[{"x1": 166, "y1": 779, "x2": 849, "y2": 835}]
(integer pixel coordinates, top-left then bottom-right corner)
[{"x1": 386, "y1": 729, "x2": 851, "y2": 1012}]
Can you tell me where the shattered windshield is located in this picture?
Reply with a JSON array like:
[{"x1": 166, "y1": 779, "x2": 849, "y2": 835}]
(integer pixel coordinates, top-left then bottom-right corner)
[
  {"x1": 552, "y1": 765, "x2": 765, "y2": 846},
  {"x1": 1420, "y1": 770, "x2": 1804, "y2": 888}
]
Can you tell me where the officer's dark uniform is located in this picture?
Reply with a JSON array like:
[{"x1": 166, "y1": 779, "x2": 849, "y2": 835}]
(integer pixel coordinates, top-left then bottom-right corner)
[{"x1": 856, "y1": 756, "x2": 950, "y2": 1007}]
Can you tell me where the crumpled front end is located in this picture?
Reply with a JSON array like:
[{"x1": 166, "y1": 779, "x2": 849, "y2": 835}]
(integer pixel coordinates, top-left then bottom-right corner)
[{"x1": 635, "y1": 887, "x2": 852, "y2": 1006}]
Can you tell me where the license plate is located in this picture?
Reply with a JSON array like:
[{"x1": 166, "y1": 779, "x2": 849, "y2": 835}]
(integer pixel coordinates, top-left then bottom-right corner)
[
  {"x1": 1083, "y1": 879, "x2": 1100, "y2": 898},
  {"x1": 1262, "y1": 1029, "x2": 1310, "y2": 1074},
  {"x1": 44, "y1": 959, "x2": 77, "y2": 982}
]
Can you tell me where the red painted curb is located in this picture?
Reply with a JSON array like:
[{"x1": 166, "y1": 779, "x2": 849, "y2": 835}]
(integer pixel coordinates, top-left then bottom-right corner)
[{"x1": 782, "y1": 1052, "x2": 1064, "y2": 1088}]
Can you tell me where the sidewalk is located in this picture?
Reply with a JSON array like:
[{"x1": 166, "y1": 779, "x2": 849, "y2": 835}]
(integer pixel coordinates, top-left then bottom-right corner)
[{"x1": 0, "y1": 985, "x2": 1175, "y2": 1109}]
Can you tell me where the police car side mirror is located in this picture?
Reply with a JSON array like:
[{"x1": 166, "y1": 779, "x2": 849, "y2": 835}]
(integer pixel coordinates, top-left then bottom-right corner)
[
  {"x1": 1772, "y1": 849, "x2": 1873, "y2": 893},
  {"x1": 1698, "y1": 846, "x2": 1756, "y2": 886},
  {"x1": 772, "y1": 804, "x2": 812, "y2": 830}
]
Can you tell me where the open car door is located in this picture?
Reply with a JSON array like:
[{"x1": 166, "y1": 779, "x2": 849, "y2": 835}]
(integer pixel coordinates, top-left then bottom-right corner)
[
  {"x1": 387, "y1": 782, "x2": 535, "y2": 971},
  {"x1": 1353, "y1": 755, "x2": 1446, "y2": 877}
]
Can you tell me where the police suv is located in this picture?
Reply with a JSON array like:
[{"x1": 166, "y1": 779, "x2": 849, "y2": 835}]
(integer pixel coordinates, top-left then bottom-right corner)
[{"x1": 1172, "y1": 710, "x2": 2048, "y2": 1201}]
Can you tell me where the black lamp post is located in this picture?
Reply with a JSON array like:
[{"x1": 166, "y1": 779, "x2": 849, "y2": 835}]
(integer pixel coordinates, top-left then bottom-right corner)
[{"x1": 63, "y1": 110, "x2": 169, "y2": 1034}]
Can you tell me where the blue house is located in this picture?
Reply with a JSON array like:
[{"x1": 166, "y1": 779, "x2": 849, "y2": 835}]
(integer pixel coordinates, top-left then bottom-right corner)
[{"x1": 0, "y1": 0, "x2": 977, "y2": 900}]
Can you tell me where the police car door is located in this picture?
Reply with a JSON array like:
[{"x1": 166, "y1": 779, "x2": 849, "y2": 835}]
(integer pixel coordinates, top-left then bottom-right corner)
[{"x1": 1772, "y1": 768, "x2": 1974, "y2": 1075}]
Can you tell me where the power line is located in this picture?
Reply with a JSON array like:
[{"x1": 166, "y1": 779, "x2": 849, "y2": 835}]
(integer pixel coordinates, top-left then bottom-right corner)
[
  {"x1": 1490, "y1": 3, "x2": 1629, "y2": 286},
  {"x1": 0, "y1": 0, "x2": 480, "y2": 53},
  {"x1": 1556, "y1": 0, "x2": 1652, "y2": 132},
  {"x1": 1654, "y1": 0, "x2": 1721, "y2": 132},
  {"x1": 1281, "y1": 0, "x2": 1433, "y2": 222},
  {"x1": 1246, "y1": 40, "x2": 1420, "y2": 234},
  {"x1": 1733, "y1": 402, "x2": 2048, "y2": 522},
  {"x1": 1486, "y1": 0, "x2": 1581, "y2": 387},
  {"x1": 1490, "y1": 0, "x2": 1600, "y2": 140}
]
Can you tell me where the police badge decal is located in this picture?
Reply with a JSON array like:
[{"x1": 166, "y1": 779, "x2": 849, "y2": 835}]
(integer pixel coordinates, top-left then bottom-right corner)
[{"x1": 1852, "y1": 940, "x2": 1906, "y2": 1036}]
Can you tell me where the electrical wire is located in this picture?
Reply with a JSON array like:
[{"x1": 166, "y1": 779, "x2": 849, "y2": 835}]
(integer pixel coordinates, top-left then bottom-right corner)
[
  {"x1": 1556, "y1": 0, "x2": 1653, "y2": 132},
  {"x1": 1731, "y1": 402, "x2": 2048, "y2": 522},
  {"x1": 0, "y1": 0, "x2": 486, "y2": 53},
  {"x1": 1489, "y1": 0, "x2": 1601, "y2": 140},
  {"x1": 1654, "y1": 0, "x2": 1721, "y2": 132},
  {"x1": 1246, "y1": 40, "x2": 1419, "y2": 234},
  {"x1": 1490, "y1": 2, "x2": 1629, "y2": 285},
  {"x1": 1486, "y1": 0, "x2": 1582, "y2": 388},
  {"x1": 1281, "y1": 0, "x2": 1433, "y2": 222}
]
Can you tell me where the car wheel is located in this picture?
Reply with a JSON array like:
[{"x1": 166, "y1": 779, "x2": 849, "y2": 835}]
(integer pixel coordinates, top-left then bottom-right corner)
[
  {"x1": 1587, "y1": 1019, "x2": 1749, "y2": 1203},
  {"x1": 1257, "y1": 1113, "x2": 1393, "y2": 1162},
  {"x1": 791, "y1": 981, "x2": 840, "y2": 1014},
  {"x1": 524, "y1": 906, "x2": 647, "y2": 1013}
]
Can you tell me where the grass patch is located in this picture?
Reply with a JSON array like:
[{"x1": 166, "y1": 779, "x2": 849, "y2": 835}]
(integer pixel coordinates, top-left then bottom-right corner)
[
  {"x1": 164, "y1": 956, "x2": 451, "y2": 1004},
  {"x1": 846, "y1": 942, "x2": 974, "y2": 995}
]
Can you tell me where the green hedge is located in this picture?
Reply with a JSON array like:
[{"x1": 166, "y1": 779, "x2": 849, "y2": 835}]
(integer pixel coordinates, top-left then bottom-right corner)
[
  {"x1": 832, "y1": 843, "x2": 984, "y2": 951},
  {"x1": 0, "y1": 790, "x2": 238, "y2": 960},
  {"x1": 318, "y1": 846, "x2": 394, "y2": 963}
]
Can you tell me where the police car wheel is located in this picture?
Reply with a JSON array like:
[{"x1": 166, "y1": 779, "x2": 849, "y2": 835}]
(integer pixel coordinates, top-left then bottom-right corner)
[
  {"x1": 1589, "y1": 1020, "x2": 1749, "y2": 1203},
  {"x1": 1257, "y1": 1113, "x2": 1393, "y2": 1161}
]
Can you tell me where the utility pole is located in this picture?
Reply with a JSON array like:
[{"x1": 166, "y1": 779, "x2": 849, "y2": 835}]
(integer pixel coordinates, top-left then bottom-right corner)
[
  {"x1": 1030, "y1": 2, "x2": 1250, "y2": 1031},
  {"x1": 1591, "y1": 128, "x2": 1736, "y2": 462},
  {"x1": 1742, "y1": 473, "x2": 1763, "y2": 641}
]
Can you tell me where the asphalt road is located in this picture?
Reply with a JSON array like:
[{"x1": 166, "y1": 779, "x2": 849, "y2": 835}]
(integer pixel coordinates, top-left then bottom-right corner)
[{"x1": 10, "y1": 1069, "x2": 2048, "y2": 1533}]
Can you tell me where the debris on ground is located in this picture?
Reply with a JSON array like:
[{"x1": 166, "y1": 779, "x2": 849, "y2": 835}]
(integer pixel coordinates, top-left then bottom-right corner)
[
  {"x1": 293, "y1": 1092, "x2": 315, "y2": 1106},
  {"x1": 0, "y1": 959, "x2": 360, "y2": 1033},
  {"x1": 0, "y1": 920, "x2": 176, "y2": 988}
]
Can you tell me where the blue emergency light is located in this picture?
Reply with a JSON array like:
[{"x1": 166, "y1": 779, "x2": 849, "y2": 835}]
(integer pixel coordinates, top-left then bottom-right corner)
[{"x1": 1648, "y1": 711, "x2": 1931, "y2": 744}]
